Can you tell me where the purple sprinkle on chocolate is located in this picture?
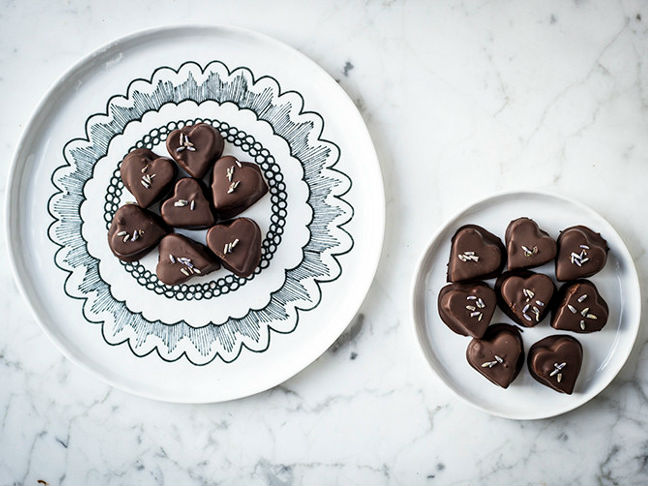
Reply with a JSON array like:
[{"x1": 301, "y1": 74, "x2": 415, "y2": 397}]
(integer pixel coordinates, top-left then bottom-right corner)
[{"x1": 550, "y1": 362, "x2": 566, "y2": 377}]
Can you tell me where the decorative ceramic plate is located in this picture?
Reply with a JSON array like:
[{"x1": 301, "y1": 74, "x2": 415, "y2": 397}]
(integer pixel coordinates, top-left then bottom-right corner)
[
  {"x1": 411, "y1": 191, "x2": 641, "y2": 420},
  {"x1": 6, "y1": 26, "x2": 384, "y2": 402}
]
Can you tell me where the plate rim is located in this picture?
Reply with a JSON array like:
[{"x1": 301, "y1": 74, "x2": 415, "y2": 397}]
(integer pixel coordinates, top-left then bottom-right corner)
[
  {"x1": 410, "y1": 189, "x2": 641, "y2": 420},
  {"x1": 5, "y1": 24, "x2": 386, "y2": 403}
]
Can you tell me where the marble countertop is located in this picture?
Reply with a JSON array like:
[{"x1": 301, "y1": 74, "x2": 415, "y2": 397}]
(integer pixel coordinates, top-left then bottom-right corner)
[{"x1": 2, "y1": 0, "x2": 647, "y2": 484}]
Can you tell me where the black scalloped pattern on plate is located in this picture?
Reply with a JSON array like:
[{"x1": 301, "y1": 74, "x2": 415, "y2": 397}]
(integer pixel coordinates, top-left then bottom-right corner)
[
  {"x1": 103, "y1": 118, "x2": 287, "y2": 300},
  {"x1": 47, "y1": 61, "x2": 353, "y2": 364}
]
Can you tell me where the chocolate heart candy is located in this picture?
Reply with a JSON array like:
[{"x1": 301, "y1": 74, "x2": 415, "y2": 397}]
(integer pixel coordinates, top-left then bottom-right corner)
[
  {"x1": 495, "y1": 270, "x2": 555, "y2": 327},
  {"x1": 166, "y1": 123, "x2": 225, "y2": 178},
  {"x1": 108, "y1": 204, "x2": 168, "y2": 262},
  {"x1": 161, "y1": 178, "x2": 215, "y2": 229},
  {"x1": 438, "y1": 282, "x2": 496, "y2": 338},
  {"x1": 447, "y1": 225, "x2": 505, "y2": 282},
  {"x1": 156, "y1": 234, "x2": 220, "y2": 285},
  {"x1": 505, "y1": 217, "x2": 557, "y2": 271},
  {"x1": 211, "y1": 156, "x2": 268, "y2": 220},
  {"x1": 120, "y1": 148, "x2": 176, "y2": 208},
  {"x1": 466, "y1": 324, "x2": 524, "y2": 388},
  {"x1": 555, "y1": 225, "x2": 608, "y2": 281},
  {"x1": 206, "y1": 218, "x2": 262, "y2": 278},
  {"x1": 528, "y1": 335, "x2": 583, "y2": 394},
  {"x1": 551, "y1": 280, "x2": 609, "y2": 333}
]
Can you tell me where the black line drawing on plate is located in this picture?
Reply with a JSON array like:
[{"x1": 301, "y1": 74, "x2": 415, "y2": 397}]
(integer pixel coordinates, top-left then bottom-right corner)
[
  {"x1": 47, "y1": 61, "x2": 354, "y2": 365},
  {"x1": 105, "y1": 118, "x2": 287, "y2": 299}
]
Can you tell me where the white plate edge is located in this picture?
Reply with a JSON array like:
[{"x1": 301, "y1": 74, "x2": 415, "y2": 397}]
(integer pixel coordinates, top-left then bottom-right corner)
[
  {"x1": 409, "y1": 189, "x2": 642, "y2": 420},
  {"x1": 5, "y1": 24, "x2": 386, "y2": 404}
]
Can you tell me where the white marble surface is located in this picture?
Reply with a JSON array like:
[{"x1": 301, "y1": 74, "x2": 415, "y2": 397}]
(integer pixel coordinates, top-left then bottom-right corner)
[{"x1": 1, "y1": 0, "x2": 648, "y2": 484}]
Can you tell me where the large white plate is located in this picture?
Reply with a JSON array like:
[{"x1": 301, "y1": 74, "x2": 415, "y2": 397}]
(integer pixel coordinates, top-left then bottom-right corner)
[
  {"x1": 6, "y1": 26, "x2": 384, "y2": 403},
  {"x1": 411, "y1": 191, "x2": 640, "y2": 419}
]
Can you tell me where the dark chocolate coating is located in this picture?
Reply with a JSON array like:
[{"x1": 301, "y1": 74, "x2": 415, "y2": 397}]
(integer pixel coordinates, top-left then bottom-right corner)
[
  {"x1": 555, "y1": 225, "x2": 608, "y2": 281},
  {"x1": 107, "y1": 204, "x2": 168, "y2": 262},
  {"x1": 528, "y1": 335, "x2": 583, "y2": 394},
  {"x1": 206, "y1": 218, "x2": 262, "y2": 278},
  {"x1": 495, "y1": 270, "x2": 555, "y2": 327},
  {"x1": 211, "y1": 156, "x2": 268, "y2": 220},
  {"x1": 466, "y1": 324, "x2": 524, "y2": 389},
  {"x1": 438, "y1": 282, "x2": 496, "y2": 338},
  {"x1": 156, "y1": 234, "x2": 220, "y2": 285},
  {"x1": 505, "y1": 217, "x2": 557, "y2": 270},
  {"x1": 166, "y1": 123, "x2": 224, "y2": 178},
  {"x1": 160, "y1": 178, "x2": 215, "y2": 229},
  {"x1": 447, "y1": 225, "x2": 505, "y2": 282},
  {"x1": 551, "y1": 280, "x2": 609, "y2": 333},
  {"x1": 120, "y1": 148, "x2": 176, "y2": 208}
]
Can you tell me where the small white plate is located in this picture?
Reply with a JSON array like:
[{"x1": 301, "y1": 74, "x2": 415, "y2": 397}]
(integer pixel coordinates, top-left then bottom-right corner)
[
  {"x1": 411, "y1": 191, "x2": 641, "y2": 419},
  {"x1": 6, "y1": 26, "x2": 384, "y2": 403}
]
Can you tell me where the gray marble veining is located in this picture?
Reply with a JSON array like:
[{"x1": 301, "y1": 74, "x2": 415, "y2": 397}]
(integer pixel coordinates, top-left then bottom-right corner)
[{"x1": 1, "y1": 0, "x2": 647, "y2": 484}]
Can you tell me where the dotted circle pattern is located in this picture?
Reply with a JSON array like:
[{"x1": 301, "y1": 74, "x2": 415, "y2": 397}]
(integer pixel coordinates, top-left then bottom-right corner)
[{"x1": 103, "y1": 118, "x2": 288, "y2": 301}]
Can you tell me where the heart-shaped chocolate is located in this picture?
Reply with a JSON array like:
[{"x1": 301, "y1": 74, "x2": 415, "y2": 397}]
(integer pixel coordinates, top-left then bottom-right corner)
[
  {"x1": 555, "y1": 225, "x2": 608, "y2": 281},
  {"x1": 206, "y1": 218, "x2": 262, "y2": 278},
  {"x1": 438, "y1": 282, "x2": 496, "y2": 338},
  {"x1": 107, "y1": 204, "x2": 168, "y2": 262},
  {"x1": 447, "y1": 225, "x2": 505, "y2": 282},
  {"x1": 495, "y1": 270, "x2": 555, "y2": 327},
  {"x1": 120, "y1": 148, "x2": 176, "y2": 208},
  {"x1": 156, "y1": 234, "x2": 220, "y2": 285},
  {"x1": 551, "y1": 280, "x2": 609, "y2": 333},
  {"x1": 160, "y1": 178, "x2": 215, "y2": 229},
  {"x1": 466, "y1": 324, "x2": 524, "y2": 388},
  {"x1": 505, "y1": 217, "x2": 557, "y2": 271},
  {"x1": 528, "y1": 335, "x2": 583, "y2": 394},
  {"x1": 211, "y1": 156, "x2": 268, "y2": 220},
  {"x1": 166, "y1": 123, "x2": 224, "y2": 178}
]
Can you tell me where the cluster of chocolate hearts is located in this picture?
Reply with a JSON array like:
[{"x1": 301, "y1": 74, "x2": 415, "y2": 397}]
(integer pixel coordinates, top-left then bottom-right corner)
[
  {"x1": 107, "y1": 123, "x2": 269, "y2": 285},
  {"x1": 438, "y1": 217, "x2": 610, "y2": 394}
]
